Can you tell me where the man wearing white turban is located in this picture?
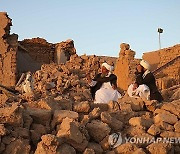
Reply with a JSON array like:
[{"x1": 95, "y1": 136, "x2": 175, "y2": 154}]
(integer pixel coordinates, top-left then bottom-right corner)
[
  {"x1": 128, "y1": 60, "x2": 163, "y2": 102},
  {"x1": 87, "y1": 62, "x2": 122, "y2": 104}
]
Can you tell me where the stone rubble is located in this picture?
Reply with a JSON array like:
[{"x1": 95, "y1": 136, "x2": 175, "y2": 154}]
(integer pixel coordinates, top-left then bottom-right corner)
[
  {"x1": 0, "y1": 12, "x2": 180, "y2": 154},
  {"x1": 0, "y1": 52, "x2": 179, "y2": 154}
]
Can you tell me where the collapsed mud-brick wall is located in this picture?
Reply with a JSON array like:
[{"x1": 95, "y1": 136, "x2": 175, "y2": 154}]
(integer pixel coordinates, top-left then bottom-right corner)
[
  {"x1": 143, "y1": 44, "x2": 180, "y2": 89},
  {"x1": 19, "y1": 38, "x2": 55, "y2": 64},
  {"x1": 18, "y1": 38, "x2": 77, "y2": 73},
  {"x1": 114, "y1": 43, "x2": 140, "y2": 91},
  {"x1": 55, "y1": 39, "x2": 76, "y2": 64},
  {"x1": 0, "y1": 12, "x2": 18, "y2": 87}
]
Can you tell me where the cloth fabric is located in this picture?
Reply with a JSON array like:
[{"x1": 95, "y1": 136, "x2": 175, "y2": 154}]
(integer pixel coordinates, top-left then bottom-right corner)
[
  {"x1": 22, "y1": 72, "x2": 34, "y2": 94},
  {"x1": 89, "y1": 72, "x2": 121, "y2": 104},
  {"x1": 135, "y1": 71, "x2": 163, "y2": 102},
  {"x1": 94, "y1": 80, "x2": 122, "y2": 104},
  {"x1": 89, "y1": 80, "x2": 97, "y2": 87},
  {"x1": 140, "y1": 60, "x2": 151, "y2": 70},
  {"x1": 102, "y1": 62, "x2": 114, "y2": 72},
  {"x1": 127, "y1": 84, "x2": 150, "y2": 100},
  {"x1": 90, "y1": 73, "x2": 117, "y2": 99},
  {"x1": 142, "y1": 70, "x2": 151, "y2": 79}
]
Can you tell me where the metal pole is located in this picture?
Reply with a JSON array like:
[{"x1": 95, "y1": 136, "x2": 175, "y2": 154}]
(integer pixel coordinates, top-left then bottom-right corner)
[
  {"x1": 158, "y1": 28, "x2": 163, "y2": 49},
  {"x1": 159, "y1": 32, "x2": 161, "y2": 49}
]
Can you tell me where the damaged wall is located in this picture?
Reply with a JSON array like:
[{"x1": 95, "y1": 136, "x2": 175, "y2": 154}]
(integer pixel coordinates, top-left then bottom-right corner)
[
  {"x1": 55, "y1": 39, "x2": 76, "y2": 64},
  {"x1": 115, "y1": 43, "x2": 180, "y2": 91},
  {"x1": 18, "y1": 38, "x2": 77, "y2": 73},
  {"x1": 19, "y1": 38, "x2": 55, "y2": 64},
  {"x1": 0, "y1": 12, "x2": 18, "y2": 87},
  {"x1": 143, "y1": 44, "x2": 180, "y2": 89},
  {"x1": 114, "y1": 43, "x2": 140, "y2": 91}
]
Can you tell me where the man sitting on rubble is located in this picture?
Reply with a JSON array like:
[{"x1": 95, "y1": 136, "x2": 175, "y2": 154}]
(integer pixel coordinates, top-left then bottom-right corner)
[
  {"x1": 128, "y1": 60, "x2": 163, "y2": 102},
  {"x1": 87, "y1": 62, "x2": 122, "y2": 104}
]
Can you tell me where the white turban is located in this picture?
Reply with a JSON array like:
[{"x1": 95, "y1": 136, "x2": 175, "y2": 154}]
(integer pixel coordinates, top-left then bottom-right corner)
[
  {"x1": 140, "y1": 60, "x2": 151, "y2": 70},
  {"x1": 102, "y1": 62, "x2": 114, "y2": 72}
]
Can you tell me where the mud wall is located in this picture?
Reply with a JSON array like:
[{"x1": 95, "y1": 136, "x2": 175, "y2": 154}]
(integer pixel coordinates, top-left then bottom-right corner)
[
  {"x1": 115, "y1": 44, "x2": 180, "y2": 91},
  {"x1": 19, "y1": 38, "x2": 55, "y2": 64},
  {"x1": 143, "y1": 44, "x2": 180, "y2": 89},
  {"x1": 114, "y1": 43, "x2": 140, "y2": 91},
  {"x1": 0, "y1": 12, "x2": 18, "y2": 87}
]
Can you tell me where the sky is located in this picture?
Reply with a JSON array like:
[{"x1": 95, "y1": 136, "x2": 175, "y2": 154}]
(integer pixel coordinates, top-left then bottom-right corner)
[{"x1": 0, "y1": 0, "x2": 180, "y2": 58}]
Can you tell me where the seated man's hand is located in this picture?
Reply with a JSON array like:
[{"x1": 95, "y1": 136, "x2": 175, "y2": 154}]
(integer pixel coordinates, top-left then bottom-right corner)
[
  {"x1": 112, "y1": 84, "x2": 117, "y2": 90},
  {"x1": 133, "y1": 83, "x2": 138, "y2": 91}
]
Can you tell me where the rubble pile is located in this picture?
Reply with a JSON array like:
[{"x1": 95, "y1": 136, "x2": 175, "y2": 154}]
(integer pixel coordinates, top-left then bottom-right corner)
[
  {"x1": 0, "y1": 52, "x2": 179, "y2": 154},
  {"x1": 0, "y1": 12, "x2": 180, "y2": 154}
]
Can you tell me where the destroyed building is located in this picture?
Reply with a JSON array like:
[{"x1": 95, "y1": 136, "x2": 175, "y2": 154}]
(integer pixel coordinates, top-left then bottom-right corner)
[{"x1": 0, "y1": 12, "x2": 180, "y2": 154}]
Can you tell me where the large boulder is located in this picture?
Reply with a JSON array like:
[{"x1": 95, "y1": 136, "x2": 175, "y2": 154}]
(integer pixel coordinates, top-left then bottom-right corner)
[
  {"x1": 86, "y1": 120, "x2": 111, "y2": 142},
  {"x1": 129, "y1": 117, "x2": 153, "y2": 129},
  {"x1": 114, "y1": 143, "x2": 138, "y2": 154},
  {"x1": 161, "y1": 101, "x2": 180, "y2": 118},
  {"x1": 51, "y1": 110, "x2": 78, "y2": 128},
  {"x1": 56, "y1": 117, "x2": 83, "y2": 144},
  {"x1": 3, "y1": 139, "x2": 30, "y2": 154},
  {"x1": 56, "y1": 143, "x2": 76, "y2": 154},
  {"x1": 154, "y1": 112, "x2": 178, "y2": 125},
  {"x1": 73, "y1": 101, "x2": 90, "y2": 113},
  {"x1": 147, "y1": 143, "x2": 173, "y2": 154},
  {"x1": 35, "y1": 134, "x2": 60, "y2": 154},
  {"x1": 26, "y1": 107, "x2": 52, "y2": 126},
  {"x1": 101, "y1": 112, "x2": 123, "y2": 131},
  {"x1": 0, "y1": 103, "x2": 23, "y2": 127},
  {"x1": 147, "y1": 124, "x2": 161, "y2": 136}
]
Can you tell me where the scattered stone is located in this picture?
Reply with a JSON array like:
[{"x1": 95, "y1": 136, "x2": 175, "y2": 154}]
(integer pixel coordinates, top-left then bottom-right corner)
[
  {"x1": 147, "y1": 124, "x2": 161, "y2": 136},
  {"x1": 161, "y1": 101, "x2": 180, "y2": 118},
  {"x1": 73, "y1": 101, "x2": 90, "y2": 113},
  {"x1": 57, "y1": 117, "x2": 84, "y2": 145},
  {"x1": 154, "y1": 112, "x2": 178, "y2": 125},
  {"x1": 101, "y1": 112, "x2": 123, "y2": 131},
  {"x1": 83, "y1": 148, "x2": 95, "y2": 154},
  {"x1": 0, "y1": 124, "x2": 7, "y2": 136},
  {"x1": 160, "y1": 131, "x2": 180, "y2": 138},
  {"x1": 4, "y1": 139, "x2": 30, "y2": 154},
  {"x1": 158, "y1": 121, "x2": 174, "y2": 131},
  {"x1": 12, "y1": 127, "x2": 29, "y2": 139},
  {"x1": 86, "y1": 120, "x2": 111, "y2": 142},
  {"x1": 35, "y1": 134, "x2": 59, "y2": 154},
  {"x1": 0, "y1": 103, "x2": 23, "y2": 127},
  {"x1": 147, "y1": 143, "x2": 173, "y2": 154},
  {"x1": 0, "y1": 12, "x2": 179, "y2": 154},
  {"x1": 174, "y1": 121, "x2": 180, "y2": 132},
  {"x1": 129, "y1": 117, "x2": 153, "y2": 129},
  {"x1": 26, "y1": 107, "x2": 52, "y2": 126},
  {"x1": 133, "y1": 148, "x2": 146, "y2": 154},
  {"x1": 87, "y1": 142, "x2": 103, "y2": 154},
  {"x1": 56, "y1": 143, "x2": 76, "y2": 154},
  {"x1": 108, "y1": 100, "x2": 121, "y2": 112},
  {"x1": 114, "y1": 143, "x2": 138, "y2": 154},
  {"x1": 51, "y1": 110, "x2": 78, "y2": 128},
  {"x1": 88, "y1": 107, "x2": 101, "y2": 120},
  {"x1": 30, "y1": 124, "x2": 47, "y2": 145}
]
